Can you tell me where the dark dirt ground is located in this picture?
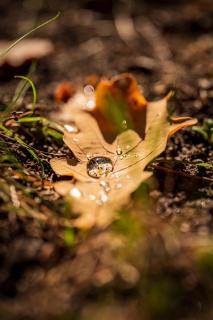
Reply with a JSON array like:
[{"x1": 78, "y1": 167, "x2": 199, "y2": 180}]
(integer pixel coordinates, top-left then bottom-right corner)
[{"x1": 0, "y1": 0, "x2": 213, "y2": 319}]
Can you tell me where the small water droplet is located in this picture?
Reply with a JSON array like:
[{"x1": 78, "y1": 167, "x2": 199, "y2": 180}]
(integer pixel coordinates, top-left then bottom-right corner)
[
  {"x1": 116, "y1": 147, "x2": 122, "y2": 155},
  {"x1": 100, "y1": 180, "x2": 107, "y2": 187},
  {"x1": 86, "y1": 99, "x2": 95, "y2": 110},
  {"x1": 116, "y1": 183, "x2": 122, "y2": 189},
  {"x1": 70, "y1": 187, "x2": 81, "y2": 198},
  {"x1": 100, "y1": 180, "x2": 111, "y2": 193},
  {"x1": 84, "y1": 85, "x2": 94, "y2": 96},
  {"x1": 73, "y1": 137, "x2": 79, "y2": 142},
  {"x1": 122, "y1": 120, "x2": 127, "y2": 129},
  {"x1": 64, "y1": 124, "x2": 79, "y2": 133},
  {"x1": 88, "y1": 194, "x2": 96, "y2": 201},
  {"x1": 86, "y1": 153, "x2": 93, "y2": 160},
  {"x1": 87, "y1": 157, "x2": 113, "y2": 179},
  {"x1": 113, "y1": 172, "x2": 120, "y2": 178},
  {"x1": 100, "y1": 192, "x2": 108, "y2": 203}
]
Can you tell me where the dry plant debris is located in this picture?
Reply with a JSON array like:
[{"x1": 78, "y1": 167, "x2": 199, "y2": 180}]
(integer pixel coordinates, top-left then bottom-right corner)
[
  {"x1": 0, "y1": 38, "x2": 54, "y2": 67},
  {"x1": 50, "y1": 74, "x2": 197, "y2": 228}
]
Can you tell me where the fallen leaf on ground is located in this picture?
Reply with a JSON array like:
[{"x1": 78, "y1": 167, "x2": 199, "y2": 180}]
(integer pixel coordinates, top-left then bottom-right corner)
[
  {"x1": 0, "y1": 38, "x2": 54, "y2": 67},
  {"x1": 50, "y1": 84, "x2": 197, "y2": 229}
]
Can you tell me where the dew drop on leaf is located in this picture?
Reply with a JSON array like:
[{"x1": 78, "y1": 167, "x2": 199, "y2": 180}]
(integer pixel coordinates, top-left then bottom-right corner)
[
  {"x1": 84, "y1": 85, "x2": 94, "y2": 96},
  {"x1": 116, "y1": 147, "x2": 122, "y2": 155},
  {"x1": 122, "y1": 120, "x2": 127, "y2": 129},
  {"x1": 86, "y1": 99, "x2": 95, "y2": 110},
  {"x1": 100, "y1": 180, "x2": 111, "y2": 192},
  {"x1": 87, "y1": 156, "x2": 113, "y2": 179},
  {"x1": 88, "y1": 194, "x2": 96, "y2": 201},
  {"x1": 70, "y1": 187, "x2": 82, "y2": 198},
  {"x1": 64, "y1": 124, "x2": 79, "y2": 133},
  {"x1": 116, "y1": 183, "x2": 122, "y2": 189},
  {"x1": 100, "y1": 192, "x2": 108, "y2": 203}
]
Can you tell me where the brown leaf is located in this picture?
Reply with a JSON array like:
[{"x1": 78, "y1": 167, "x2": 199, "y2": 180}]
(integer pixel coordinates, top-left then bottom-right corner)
[
  {"x1": 0, "y1": 38, "x2": 54, "y2": 67},
  {"x1": 50, "y1": 90, "x2": 197, "y2": 229}
]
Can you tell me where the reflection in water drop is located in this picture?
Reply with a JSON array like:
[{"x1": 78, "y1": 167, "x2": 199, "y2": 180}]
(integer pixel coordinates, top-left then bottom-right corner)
[
  {"x1": 87, "y1": 157, "x2": 113, "y2": 179},
  {"x1": 64, "y1": 124, "x2": 79, "y2": 133},
  {"x1": 70, "y1": 187, "x2": 82, "y2": 198}
]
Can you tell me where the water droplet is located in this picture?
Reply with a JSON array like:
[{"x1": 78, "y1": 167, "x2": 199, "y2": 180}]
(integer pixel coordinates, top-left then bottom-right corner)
[
  {"x1": 116, "y1": 183, "x2": 122, "y2": 189},
  {"x1": 100, "y1": 180, "x2": 107, "y2": 188},
  {"x1": 84, "y1": 85, "x2": 94, "y2": 96},
  {"x1": 116, "y1": 147, "x2": 122, "y2": 155},
  {"x1": 119, "y1": 155, "x2": 124, "y2": 160},
  {"x1": 86, "y1": 99, "x2": 95, "y2": 110},
  {"x1": 100, "y1": 192, "x2": 108, "y2": 203},
  {"x1": 87, "y1": 157, "x2": 113, "y2": 179},
  {"x1": 113, "y1": 172, "x2": 120, "y2": 178},
  {"x1": 64, "y1": 124, "x2": 79, "y2": 133},
  {"x1": 88, "y1": 194, "x2": 96, "y2": 201},
  {"x1": 100, "y1": 180, "x2": 111, "y2": 192},
  {"x1": 73, "y1": 137, "x2": 79, "y2": 142},
  {"x1": 86, "y1": 153, "x2": 93, "y2": 160},
  {"x1": 70, "y1": 187, "x2": 81, "y2": 198},
  {"x1": 125, "y1": 145, "x2": 130, "y2": 150},
  {"x1": 122, "y1": 120, "x2": 127, "y2": 129}
]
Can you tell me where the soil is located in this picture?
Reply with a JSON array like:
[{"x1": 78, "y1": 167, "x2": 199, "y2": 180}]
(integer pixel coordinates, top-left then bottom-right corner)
[{"x1": 0, "y1": 0, "x2": 212, "y2": 319}]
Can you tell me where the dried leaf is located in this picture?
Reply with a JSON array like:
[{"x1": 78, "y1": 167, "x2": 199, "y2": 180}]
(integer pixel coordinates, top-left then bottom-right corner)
[
  {"x1": 50, "y1": 84, "x2": 197, "y2": 229},
  {"x1": 0, "y1": 39, "x2": 54, "y2": 67}
]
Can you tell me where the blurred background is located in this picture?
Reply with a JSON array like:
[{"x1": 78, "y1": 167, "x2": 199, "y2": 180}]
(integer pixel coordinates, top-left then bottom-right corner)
[{"x1": 0, "y1": 0, "x2": 212, "y2": 103}]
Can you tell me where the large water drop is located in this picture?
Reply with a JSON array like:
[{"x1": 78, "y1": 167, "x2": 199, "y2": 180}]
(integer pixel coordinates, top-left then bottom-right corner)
[{"x1": 87, "y1": 156, "x2": 113, "y2": 178}]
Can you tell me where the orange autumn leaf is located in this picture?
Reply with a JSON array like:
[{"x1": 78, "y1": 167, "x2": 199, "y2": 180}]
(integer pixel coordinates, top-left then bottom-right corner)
[{"x1": 93, "y1": 73, "x2": 147, "y2": 137}]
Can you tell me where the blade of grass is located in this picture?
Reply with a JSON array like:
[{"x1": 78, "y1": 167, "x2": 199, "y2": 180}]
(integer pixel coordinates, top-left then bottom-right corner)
[
  {"x1": 14, "y1": 75, "x2": 37, "y2": 113},
  {"x1": 0, "y1": 12, "x2": 61, "y2": 61},
  {"x1": 0, "y1": 124, "x2": 45, "y2": 177},
  {"x1": 4, "y1": 62, "x2": 37, "y2": 115},
  {"x1": 17, "y1": 116, "x2": 64, "y2": 133}
]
